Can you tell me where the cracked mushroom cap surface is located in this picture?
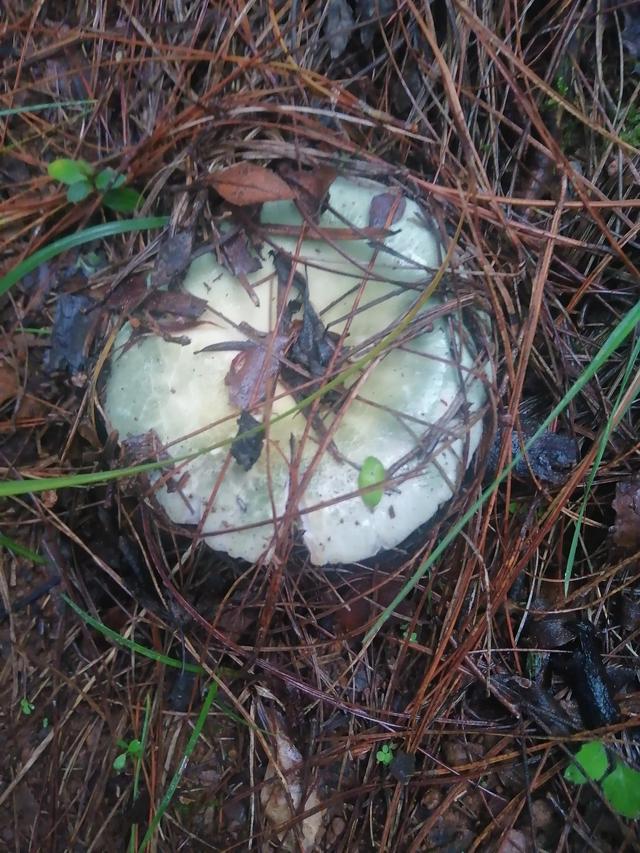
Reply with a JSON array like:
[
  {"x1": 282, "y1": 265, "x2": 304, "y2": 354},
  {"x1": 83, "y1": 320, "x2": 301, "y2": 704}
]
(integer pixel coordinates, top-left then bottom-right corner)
[{"x1": 104, "y1": 174, "x2": 490, "y2": 565}]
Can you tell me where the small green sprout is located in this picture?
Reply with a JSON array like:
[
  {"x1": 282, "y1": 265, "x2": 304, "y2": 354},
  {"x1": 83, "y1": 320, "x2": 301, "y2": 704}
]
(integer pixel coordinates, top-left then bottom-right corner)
[
  {"x1": 358, "y1": 455, "x2": 385, "y2": 509},
  {"x1": 376, "y1": 742, "x2": 396, "y2": 766},
  {"x1": 47, "y1": 158, "x2": 141, "y2": 213},
  {"x1": 554, "y1": 75, "x2": 569, "y2": 98},
  {"x1": 113, "y1": 737, "x2": 143, "y2": 772},
  {"x1": 564, "y1": 741, "x2": 640, "y2": 819},
  {"x1": 402, "y1": 628, "x2": 418, "y2": 643},
  {"x1": 19, "y1": 697, "x2": 35, "y2": 716}
]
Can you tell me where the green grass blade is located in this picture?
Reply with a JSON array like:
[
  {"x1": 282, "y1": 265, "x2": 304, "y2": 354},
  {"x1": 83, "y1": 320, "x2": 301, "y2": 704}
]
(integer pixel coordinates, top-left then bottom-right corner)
[
  {"x1": 0, "y1": 533, "x2": 45, "y2": 564},
  {"x1": 0, "y1": 457, "x2": 189, "y2": 497},
  {"x1": 364, "y1": 297, "x2": 640, "y2": 644},
  {"x1": 137, "y1": 681, "x2": 218, "y2": 853},
  {"x1": 0, "y1": 100, "x2": 95, "y2": 118},
  {"x1": 129, "y1": 692, "x2": 153, "y2": 853},
  {"x1": 63, "y1": 594, "x2": 204, "y2": 673},
  {"x1": 0, "y1": 217, "x2": 169, "y2": 296},
  {"x1": 564, "y1": 333, "x2": 640, "y2": 593},
  {"x1": 134, "y1": 693, "x2": 152, "y2": 799}
]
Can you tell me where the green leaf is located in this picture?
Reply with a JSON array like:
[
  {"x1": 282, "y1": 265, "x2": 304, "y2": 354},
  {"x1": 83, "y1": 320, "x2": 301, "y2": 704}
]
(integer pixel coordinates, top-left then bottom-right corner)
[
  {"x1": 565, "y1": 741, "x2": 609, "y2": 784},
  {"x1": 602, "y1": 761, "x2": 640, "y2": 819},
  {"x1": 95, "y1": 168, "x2": 126, "y2": 191},
  {"x1": 102, "y1": 187, "x2": 140, "y2": 213},
  {"x1": 66, "y1": 180, "x2": 92, "y2": 203},
  {"x1": 113, "y1": 752, "x2": 128, "y2": 772},
  {"x1": 127, "y1": 738, "x2": 143, "y2": 758},
  {"x1": 0, "y1": 216, "x2": 169, "y2": 298},
  {"x1": 48, "y1": 158, "x2": 94, "y2": 184},
  {"x1": 358, "y1": 455, "x2": 385, "y2": 509}
]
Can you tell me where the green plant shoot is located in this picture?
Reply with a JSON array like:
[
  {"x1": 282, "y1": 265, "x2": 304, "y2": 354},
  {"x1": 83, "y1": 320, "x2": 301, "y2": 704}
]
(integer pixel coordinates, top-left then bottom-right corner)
[
  {"x1": 47, "y1": 158, "x2": 141, "y2": 212},
  {"x1": 376, "y1": 743, "x2": 395, "y2": 765},
  {"x1": 113, "y1": 737, "x2": 143, "y2": 772}
]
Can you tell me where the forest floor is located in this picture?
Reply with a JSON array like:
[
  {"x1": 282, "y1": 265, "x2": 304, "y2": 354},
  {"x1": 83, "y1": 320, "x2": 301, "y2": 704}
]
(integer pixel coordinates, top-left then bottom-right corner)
[{"x1": 2, "y1": 2, "x2": 640, "y2": 851}]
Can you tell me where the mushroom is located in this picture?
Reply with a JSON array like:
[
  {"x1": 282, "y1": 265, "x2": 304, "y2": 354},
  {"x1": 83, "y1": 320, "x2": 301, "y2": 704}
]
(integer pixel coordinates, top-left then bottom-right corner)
[{"x1": 104, "y1": 173, "x2": 490, "y2": 565}]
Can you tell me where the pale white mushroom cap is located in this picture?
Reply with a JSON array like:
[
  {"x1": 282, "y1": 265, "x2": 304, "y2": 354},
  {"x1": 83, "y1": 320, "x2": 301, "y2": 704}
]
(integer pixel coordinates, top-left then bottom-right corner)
[{"x1": 104, "y1": 174, "x2": 489, "y2": 565}]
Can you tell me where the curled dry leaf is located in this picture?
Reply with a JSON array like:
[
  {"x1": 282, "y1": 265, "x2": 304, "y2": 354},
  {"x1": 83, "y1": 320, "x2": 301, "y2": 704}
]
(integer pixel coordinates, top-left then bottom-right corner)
[
  {"x1": 46, "y1": 293, "x2": 98, "y2": 373},
  {"x1": 357, "y1": 0, "x2": 395, "y2": 48},
  {"x1": 230, "y1": 410, "x2": 264, "y2": 471},
  {"x1": 143, "y1": 290, "x2": 208, "y2": 320},
  {"x1": 325, "y1": 0, "x2": 355, "y2": 59},
  {"x1": 368, "y1": 192, "x2": 407, "y2": 229},
  {"x1": 526, "y1": 614, "x2": 574, "y2": 650},
  {"x1": 208, "y1": 162, "x2": 297, "y2": 206},
  {"x1": 0, "y1": 363, "x2": 18, "y2": 406},
  {"x1": 278, "y1": 164, "x2": 337, "y2": 220},
  {"x1": 219, "y1": 229, "x2": 262, "y2": 278},
  {"x1": 611, "y1": 479, "x2": 640, "y2": 551},
  {"x1": 225, "y1": 332, "x2": 289, "y2": 409},
  {"x1": 273, "y1": 251, "x2": 339, "y2": 381},
  {"x1": 497, "y1": 829, "x2": 531, "y2": 853},
  {"x1": 150, "y1": 229, "x2": 194, "y2": 288},
  {"x1": 260, "y1": 713, "x2": 324, "y2": 852}
]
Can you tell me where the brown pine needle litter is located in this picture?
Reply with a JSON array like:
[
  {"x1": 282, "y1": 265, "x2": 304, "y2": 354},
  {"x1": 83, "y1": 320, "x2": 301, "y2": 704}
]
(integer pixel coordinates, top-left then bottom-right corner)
[{"x1": 2, "y1": 2, "x2": 640, "y2": 850}]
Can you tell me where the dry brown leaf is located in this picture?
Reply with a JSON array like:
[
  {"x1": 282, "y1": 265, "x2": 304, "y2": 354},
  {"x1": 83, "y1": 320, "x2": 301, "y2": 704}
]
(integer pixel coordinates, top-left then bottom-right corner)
[
  {"x1": 219, "y1": 229, "x2": 262, "y2": 278},
  {"x1": 260, "y1": 713, "x2": 325, "y2": 851},
  {"x1": 612, "y1": 479, "x2": 640, "y2": 551},
  {"x1": 0, "y1": 363, "x2": 18, "y2": 406},
  {"x1": 325, "y1": 0, "x2": 354, "y2": 59},
  {"x1": 224, "y1": 333, "x2": 288, "y2": 409},
  {"x1": 368, "y1": 192, "x2": 406, "y2": 228},
  {"x1": 150, "y1": 229, "x2": 194, "y2": 288},
  {"x1": 209, "y1": 163, "x2": 297, "y2": 206},
  {"x1": 278, "y1": 164, "x2": 337, "y2": 220},
  {"x1": 498, "y1": 829, "x2": 531, "y2": 853}
]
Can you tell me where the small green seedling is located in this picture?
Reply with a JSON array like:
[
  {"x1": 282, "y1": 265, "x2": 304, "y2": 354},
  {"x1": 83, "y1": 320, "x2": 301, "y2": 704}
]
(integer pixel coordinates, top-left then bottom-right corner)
[
  {"x1": 376, "y1": 742, "x2": 396, "y2": 766},
  {"x1": 554, "y1": 74, "x2": 570, "y2": 98},
  {"x1": 402, "y1": 628, "x2": 418, "y2": 643},
  {"x1": 113, "y1": 737, "x2": 143, "y2": 772},
  {"x1": 358, "y1": 455, "x2": 385, "y2": 509},
  {"x1": 564, "y1": 741, "x2": 640, "y2": 819},
  {"x1": 48, "y1": 159, "x2": 141, "y2": 213},
  {"x1": 19, "y1": 697, "x2": 35, "y2": 716}
]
